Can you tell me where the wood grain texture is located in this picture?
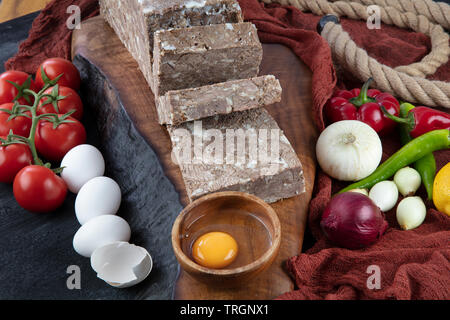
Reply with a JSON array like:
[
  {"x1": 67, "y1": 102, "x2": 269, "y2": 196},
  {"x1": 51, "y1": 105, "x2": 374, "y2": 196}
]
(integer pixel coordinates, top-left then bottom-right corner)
[
  {"x1": 72, "y1": 16, "x2": 317, "y2": 300},
  {"x1": 0, "y1": 0, "x2": 52, "y2": 22}
]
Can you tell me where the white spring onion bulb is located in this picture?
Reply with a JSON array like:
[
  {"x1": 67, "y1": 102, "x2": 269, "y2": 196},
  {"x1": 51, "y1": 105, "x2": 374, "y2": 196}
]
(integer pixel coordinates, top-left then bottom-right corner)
[
  {"x1": 394, "y1": 167, "x2": 422, "y2": 197},
  {"x1": 316, "y1": 120, "x2": 382, "y2": 181},
  {"x1": 369, "y1": 180, "x2": 399, "y2": 212},
  {"x1": 396, "y1": 196, "x2": 426, "y2": 230}
]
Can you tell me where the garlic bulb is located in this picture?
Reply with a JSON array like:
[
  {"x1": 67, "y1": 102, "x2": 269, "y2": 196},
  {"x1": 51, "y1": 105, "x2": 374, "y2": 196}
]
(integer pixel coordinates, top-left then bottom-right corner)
[
  {"x1": 316, "y1": 120, "x2": 383, "y2": 181},
  {"x1": 396, "y1": 197, "x2": 426, "y2": 230}
]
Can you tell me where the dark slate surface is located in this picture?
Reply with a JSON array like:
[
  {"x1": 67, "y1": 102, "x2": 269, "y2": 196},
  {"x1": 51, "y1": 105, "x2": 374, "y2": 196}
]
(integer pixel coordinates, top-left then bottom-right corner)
[{"x1": 0, "y1": 13, "x2": 182, "y2": 299}]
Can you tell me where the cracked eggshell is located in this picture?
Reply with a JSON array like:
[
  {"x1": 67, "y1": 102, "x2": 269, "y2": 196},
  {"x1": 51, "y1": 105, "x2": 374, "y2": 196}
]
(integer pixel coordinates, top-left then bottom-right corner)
[
  {"x1": 73, "y1": 215, "x2": 131, "y2": 257},
  {"x1": 91, "y1": 242, "x2": 152, "y2": 288},
  {"x1": 75, "y1": 176, "x2": 121, "y2": 225},
  {"x1": 61, "y1": 144, "x2": 105, "y2": 193}
]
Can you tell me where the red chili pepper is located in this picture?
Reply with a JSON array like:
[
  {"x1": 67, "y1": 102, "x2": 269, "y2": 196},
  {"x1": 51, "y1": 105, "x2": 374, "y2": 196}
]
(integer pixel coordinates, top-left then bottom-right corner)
[
  {"x1": 325, "y1": 78, "x2": 400, "y2": 135},
  {"x1": 381, "y1": 105, "x2": 450, "y2": 138}
]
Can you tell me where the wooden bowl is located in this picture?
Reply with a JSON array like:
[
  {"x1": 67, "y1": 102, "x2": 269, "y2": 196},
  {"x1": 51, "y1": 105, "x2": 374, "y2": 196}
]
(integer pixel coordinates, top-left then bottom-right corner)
[{"x1": 171, "y1": 191, "x2": 281, "y2": 287}]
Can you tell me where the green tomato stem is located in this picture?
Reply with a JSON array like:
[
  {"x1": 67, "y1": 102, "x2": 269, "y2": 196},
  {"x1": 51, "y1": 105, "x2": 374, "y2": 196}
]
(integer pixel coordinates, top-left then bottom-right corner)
[
  {"x1": 349, "y1": 77, "x2": 377, "y2": 107},
  {"x1": 22, "y1": 89, "x2": 44, "y2": 166},
  {"x1": 4, "y1": 77, "x2": 68, "y2": 168}
]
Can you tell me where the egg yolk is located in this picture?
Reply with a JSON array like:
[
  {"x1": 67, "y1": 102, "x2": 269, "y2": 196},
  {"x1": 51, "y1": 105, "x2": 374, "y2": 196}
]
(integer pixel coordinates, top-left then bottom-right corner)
[{"x1": 191, "y1": 231, "x2": 238, "y2": 269}]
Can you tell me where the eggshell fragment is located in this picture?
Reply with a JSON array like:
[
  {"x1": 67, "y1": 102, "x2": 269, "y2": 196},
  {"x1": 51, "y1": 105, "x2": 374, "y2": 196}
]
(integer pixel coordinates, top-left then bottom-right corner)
[
  {"x1": 91, "y1": 242, "x2": 152, "y2": 288},
  {"x1": 73, "y1": 215, "x2": 131, "y2": 257},
  {"x1": 75, "y1": 176, "x2": 121, "y2": 225},
  {"x1": 61, "y1": 144, "x2": 105, "y2": 193}
]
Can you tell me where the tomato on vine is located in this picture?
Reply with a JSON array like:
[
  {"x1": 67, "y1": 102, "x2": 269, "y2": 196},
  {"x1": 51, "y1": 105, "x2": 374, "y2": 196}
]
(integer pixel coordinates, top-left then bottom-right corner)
[
  {"x1": 0, "y1": 102, "x2": 32, "y2": 137},
  {"x1": 13, "y1": 165, "x2": 67, "y2": 213},
  {"x1": 35, "y1": 114, "x2": 86, "y2": 161},
  {"x1": 0, "y1": 137, "x2": 33, "y2": 183},
  {"x1": 35, "y1": 58, "x2": 81, "y2": 91},
  {"x1": 2, "y1": 57, "x2": 84, "y2": 213},
  {"x1": 0, "y1": 71, "x2": 37, "y2": 105},
  {"x1": 37, "y1": 85, "x2": 83, "y2": 120}
]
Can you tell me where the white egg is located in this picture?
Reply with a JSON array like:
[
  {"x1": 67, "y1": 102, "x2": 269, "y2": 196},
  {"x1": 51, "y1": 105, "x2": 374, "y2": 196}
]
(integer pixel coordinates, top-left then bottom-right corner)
[
  {"x1": 91, "y1": 242, "x2": 152, "y2": 288},
  {"x1": 73, "y1": 215, "x2": 131, "y2": 257},
  {"x1": 61, "y1": 144, "x2": 105, "y2": 193},
  {"x1": 75, "y1": 176, "x2": 121, "y2": 225}
]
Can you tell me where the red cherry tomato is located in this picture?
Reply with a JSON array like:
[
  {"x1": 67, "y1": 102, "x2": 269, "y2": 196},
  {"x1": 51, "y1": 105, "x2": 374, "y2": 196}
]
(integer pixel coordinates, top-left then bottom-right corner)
[
  {"x1": 37, "y1": 86, "x2": 83, "y2": 120},
  {"x1": 35, "y1": 58, "x2": 81, "y2": 91},
  {"x1": 0, "y1": 140, "x2": 33, "y2": 183},
  {"x1": 35, "y1": 116, "x2": 86, "y2": 161},
  {"x1": 0, "y1": 70, "x2": 37, "y2": 105},
  {"x1": 13, "y1": 165, "x2": 67, "y2": 213},
  {"x1": 0, "y1": 103, "x2": 32, "y2": 137}
]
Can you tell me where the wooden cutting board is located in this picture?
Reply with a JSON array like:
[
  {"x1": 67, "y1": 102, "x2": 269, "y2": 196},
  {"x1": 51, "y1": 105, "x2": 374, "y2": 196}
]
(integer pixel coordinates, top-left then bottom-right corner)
[{"x1": 72, "y1": 16, "x2": 317, "y2": 300}]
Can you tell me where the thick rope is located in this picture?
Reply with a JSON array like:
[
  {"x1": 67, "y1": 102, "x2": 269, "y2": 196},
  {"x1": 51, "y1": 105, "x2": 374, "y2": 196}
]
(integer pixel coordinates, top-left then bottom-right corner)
[
  {"x1": 323, "y1": 22, "x2": 450, "y2": 107},
  {"x1": 261, "y1": 0, "x2": 450, "y2": 108},
  {"x1": 263, "y1": 0, "x2": 450, "y2": 29}
]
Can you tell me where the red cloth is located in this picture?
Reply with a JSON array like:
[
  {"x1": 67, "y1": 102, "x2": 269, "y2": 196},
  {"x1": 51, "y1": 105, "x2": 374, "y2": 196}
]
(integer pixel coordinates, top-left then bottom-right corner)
[
  {"x1": 4, "y1": 0, "x2": 99, "y2": 74},
  {"x1": 5, "y1": 0, "x2": 449, "y2": 300}
]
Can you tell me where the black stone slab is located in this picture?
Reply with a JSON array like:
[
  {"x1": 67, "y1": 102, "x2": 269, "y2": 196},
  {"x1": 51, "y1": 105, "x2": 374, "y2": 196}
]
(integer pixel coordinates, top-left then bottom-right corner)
[{"x1": 0, "y1": 12, "x2": 181, "y2": 300}]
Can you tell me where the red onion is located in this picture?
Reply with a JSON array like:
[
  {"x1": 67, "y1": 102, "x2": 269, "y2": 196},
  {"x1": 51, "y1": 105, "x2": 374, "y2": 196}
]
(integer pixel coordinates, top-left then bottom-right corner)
[{"x1": 320, "y1": 192, "x2": 388, "y2": 249}]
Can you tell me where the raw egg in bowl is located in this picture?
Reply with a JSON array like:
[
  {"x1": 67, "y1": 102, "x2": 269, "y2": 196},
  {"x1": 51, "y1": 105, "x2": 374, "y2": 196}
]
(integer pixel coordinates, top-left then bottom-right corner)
[
  {"x1": 191, "y1": 231, "x2": 239, "y2": 269},
  {"x1": 171, "y1": 191, "x2": 281, "y2": 287}
]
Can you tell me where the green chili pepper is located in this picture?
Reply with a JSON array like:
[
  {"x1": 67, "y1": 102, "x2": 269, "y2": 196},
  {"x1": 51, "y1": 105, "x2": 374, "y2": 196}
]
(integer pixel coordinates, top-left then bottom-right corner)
[
  {"x1": 339, "y1": 129, "x2": 449, "y2": 194},
  {"x1": 398, "y1": 103, "x2": 415, "y2": 144},
  {"x1": 413, "y1": 153, "x2": 436, "y2": 200},
  {"x1": 399, "y1": 103, "x2": 436, "y2": 200}
]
